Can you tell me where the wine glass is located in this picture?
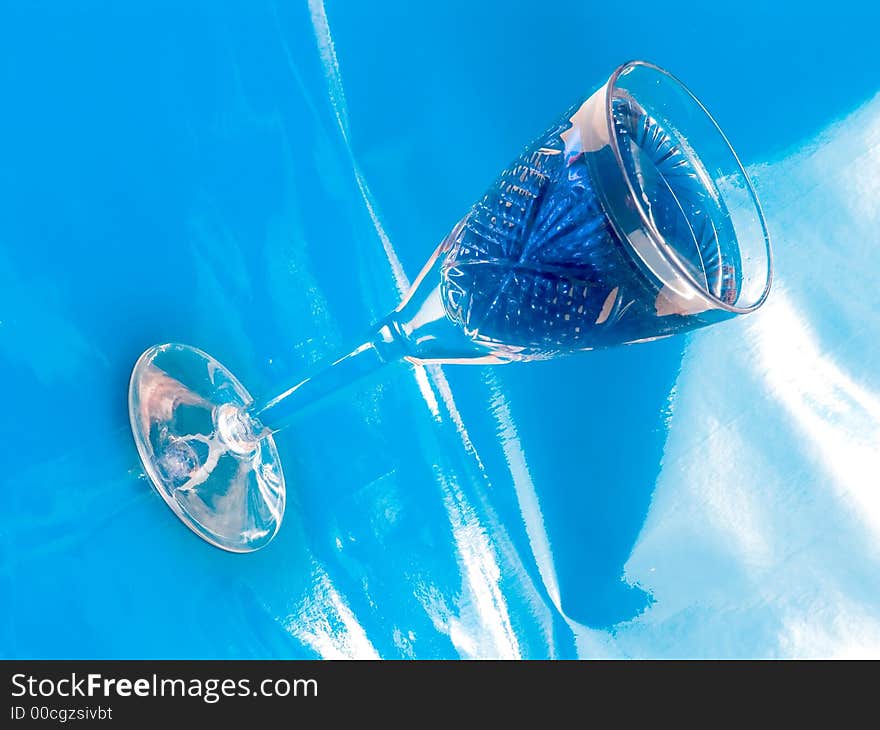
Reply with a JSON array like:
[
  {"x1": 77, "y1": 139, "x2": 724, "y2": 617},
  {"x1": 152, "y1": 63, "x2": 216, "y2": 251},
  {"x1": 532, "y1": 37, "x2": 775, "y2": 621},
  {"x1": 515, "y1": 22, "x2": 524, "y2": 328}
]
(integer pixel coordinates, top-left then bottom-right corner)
[{"x1": 129, "y1": 60, "x2": 772, "y2": 552}]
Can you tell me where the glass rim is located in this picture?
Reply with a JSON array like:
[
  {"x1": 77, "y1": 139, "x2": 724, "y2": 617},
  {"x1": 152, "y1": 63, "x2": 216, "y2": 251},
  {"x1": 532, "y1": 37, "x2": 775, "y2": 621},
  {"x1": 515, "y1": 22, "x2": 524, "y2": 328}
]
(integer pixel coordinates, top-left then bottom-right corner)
[{"x1": 604, "y1": 60, "x2": 773, "y2": 314}]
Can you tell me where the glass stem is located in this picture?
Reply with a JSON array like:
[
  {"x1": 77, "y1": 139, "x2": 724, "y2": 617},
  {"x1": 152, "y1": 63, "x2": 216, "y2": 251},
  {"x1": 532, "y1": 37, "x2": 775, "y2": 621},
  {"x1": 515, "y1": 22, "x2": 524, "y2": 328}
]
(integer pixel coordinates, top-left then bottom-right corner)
[{"x1": 242, "y1": 320, "x2": 406, "y2": 437}]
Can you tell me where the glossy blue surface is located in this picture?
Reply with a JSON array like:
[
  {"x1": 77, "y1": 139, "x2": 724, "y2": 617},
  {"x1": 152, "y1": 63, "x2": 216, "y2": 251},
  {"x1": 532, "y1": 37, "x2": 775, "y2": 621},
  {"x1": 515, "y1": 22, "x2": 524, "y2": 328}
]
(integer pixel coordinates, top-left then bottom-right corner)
[{"x1": 3, "y1": 1, "x2": 880, "y2": 658}]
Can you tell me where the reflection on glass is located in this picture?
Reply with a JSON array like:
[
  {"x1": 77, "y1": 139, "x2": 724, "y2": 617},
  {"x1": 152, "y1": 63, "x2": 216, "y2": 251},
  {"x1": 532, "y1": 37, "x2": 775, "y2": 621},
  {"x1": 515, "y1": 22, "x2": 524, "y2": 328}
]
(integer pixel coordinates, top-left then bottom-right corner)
[{"x1": 128, "y1": 61, "x2": 772, "y2": 552}]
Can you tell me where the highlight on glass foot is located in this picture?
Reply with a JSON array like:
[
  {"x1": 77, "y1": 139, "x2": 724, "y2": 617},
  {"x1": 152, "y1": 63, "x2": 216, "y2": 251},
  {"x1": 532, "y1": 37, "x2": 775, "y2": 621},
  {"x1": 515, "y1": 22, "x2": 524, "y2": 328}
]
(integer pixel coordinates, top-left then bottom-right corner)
[{"x1": 129, "y1": 60, "x2": 772, "y2": 552}]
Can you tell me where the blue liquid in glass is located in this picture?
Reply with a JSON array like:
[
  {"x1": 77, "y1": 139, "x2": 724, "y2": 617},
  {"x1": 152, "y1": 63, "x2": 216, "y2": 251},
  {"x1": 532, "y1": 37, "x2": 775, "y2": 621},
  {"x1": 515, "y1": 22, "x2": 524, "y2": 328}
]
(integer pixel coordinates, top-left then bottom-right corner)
[{"x1": 440, "y1": 96, "x2": 741, "y2": 357}]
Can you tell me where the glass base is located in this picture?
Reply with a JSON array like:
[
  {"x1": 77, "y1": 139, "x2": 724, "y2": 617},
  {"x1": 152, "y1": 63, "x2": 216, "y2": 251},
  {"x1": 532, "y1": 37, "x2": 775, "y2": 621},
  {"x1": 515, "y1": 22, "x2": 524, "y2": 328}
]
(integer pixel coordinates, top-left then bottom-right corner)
[{"x1": 128, "y1": 343, "x2": 285, "y2": 552}]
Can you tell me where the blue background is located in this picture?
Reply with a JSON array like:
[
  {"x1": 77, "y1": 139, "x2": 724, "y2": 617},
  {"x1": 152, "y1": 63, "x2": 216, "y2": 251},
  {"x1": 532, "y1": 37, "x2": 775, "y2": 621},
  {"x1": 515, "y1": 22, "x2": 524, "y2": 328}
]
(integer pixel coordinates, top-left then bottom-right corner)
[{"x1": 3, "y1": 0, "x2": 880, "y2": 658}]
